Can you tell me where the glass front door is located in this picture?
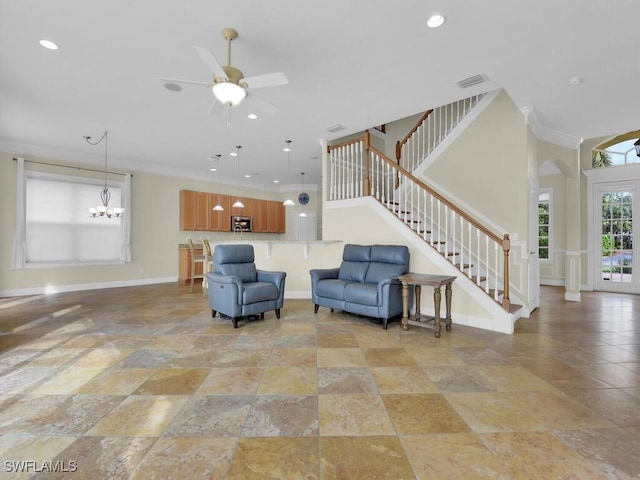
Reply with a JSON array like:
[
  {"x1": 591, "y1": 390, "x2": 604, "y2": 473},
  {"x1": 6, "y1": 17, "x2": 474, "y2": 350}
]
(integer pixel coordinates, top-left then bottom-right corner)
[{"x1": 595, "y1": 183, "x2": 638, "y2": 292}]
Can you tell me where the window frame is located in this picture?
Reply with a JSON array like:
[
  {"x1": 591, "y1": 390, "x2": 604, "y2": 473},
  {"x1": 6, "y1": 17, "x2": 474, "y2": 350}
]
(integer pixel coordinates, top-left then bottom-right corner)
[
  {"x1": 537, "y1": 188, "x2": 552, "y2": 264},
  {"x1": 22, "y1": 168, "x2": 127, "y2": 268}
]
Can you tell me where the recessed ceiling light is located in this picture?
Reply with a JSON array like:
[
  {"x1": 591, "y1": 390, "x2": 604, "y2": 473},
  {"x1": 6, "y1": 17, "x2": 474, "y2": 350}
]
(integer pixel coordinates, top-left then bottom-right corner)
[
  {"x1": 39, "y1": 39, "x2": 59, "y2": 50},
  {"x1": 230, "y1": 152, "x2": 238, "y2": 157},
  {"x1": 568, "y1": 76, "x2": 583, "y2": 85},
  {"x1": 274, "y1": 180, "x2": 280, "y2": 183},
  {"x1": 210, "y1": 168, "x2": 217, "y2": 172},
  {"x1": 247, "y1": 113, "x2": 258, "y2": 120},
  {"x1": 244, "y1": 174, "x2": 251, "y2": 178},
  {"x1": 427, "y1": 14, "x2": 446, "y2": 28}
]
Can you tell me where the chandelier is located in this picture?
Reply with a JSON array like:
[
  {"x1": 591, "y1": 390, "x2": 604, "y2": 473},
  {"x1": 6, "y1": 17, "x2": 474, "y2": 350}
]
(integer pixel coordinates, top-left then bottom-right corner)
[{"x1": 84, "y1": 131, "x2": 124, "y2": 218}]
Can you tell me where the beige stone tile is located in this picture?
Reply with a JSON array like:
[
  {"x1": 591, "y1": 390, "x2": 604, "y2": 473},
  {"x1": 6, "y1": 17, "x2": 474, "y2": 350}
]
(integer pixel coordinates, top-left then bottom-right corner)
[
  {"x1": 401, "y1": 433, "x2": 509, "y2": 479},
  {"x1": 279, "y1": 323, "x2": 316, "y2": 335},
  {"x1": 481, "y1": 431, "x2": 608, "y2": 480},
  {"x1": 85, "y1": 395, "x2": 189, "y2": 437},
  {"x1": 382, "y1": 394, "x2": 470, "y2": 434},
  {"x1": 319, "y1": 394, "x2": 395, "y2": 436},
  {"x1": 474, "y1": 365, "x2": 558, "y2": 392},
  {"x1": 29, "y1": 367, "x2": 106, "y2": 394},
  {"x1": 371, "y1": 366, "x2": 439, "y2": 393},
  {"x1": 133, "y1": 368, "x2": 209, "y2": 395},
  {"x1": 226, "y1": 437, "x2": 319, "y2": 480},
  {"x1": 0, "y1": 434, "x2": 77, "y2": 480},
  {"x1": 354, "y1": 331, "x2": 403, "y2": 348},
  {"x1": 66, "y1": 348, "x2": 136, "y2": 368},
  {"x1": 257, "y1": 367, "x2": 317, "y2": 395},
  {"x1": 197, "y1": 367, "x2": 263, "y2": 395},
  {"x1": 75, "y1": 368, "x2": 156, "y2": 395},
  {"x1": 129, "y1": 437, "x2": 236, "y2": 480},
  {"x1": 317, "y1": 348, "x2": 366, "y2": 367},
  {"x1": 317, "y1": 332, "x2": 359, "y2": 348},
  {"x1": 446, "y1": 392, "x2": 546, "y2": 433},
  {"x1": 362, "y1": 347, "x2": 417, "y2": 367},
  {"x1": 405, "y1": 347, "x2": 466, "y2": 366},
  {"x1": 321, "y1": 436, "x2": 414, "y2": 480},
  {"x1": 267, "y1": 347, "x2": 317, "y2": 367},
  {"x1": 166, "y1": 396, "x2": 252, "y2": 437}
]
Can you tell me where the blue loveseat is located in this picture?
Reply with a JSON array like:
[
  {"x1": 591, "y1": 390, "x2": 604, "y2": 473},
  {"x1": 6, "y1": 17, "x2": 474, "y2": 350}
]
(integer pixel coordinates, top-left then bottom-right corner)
[{"x1": 309, "y1": 244, "x2": 411, "y2": 329}]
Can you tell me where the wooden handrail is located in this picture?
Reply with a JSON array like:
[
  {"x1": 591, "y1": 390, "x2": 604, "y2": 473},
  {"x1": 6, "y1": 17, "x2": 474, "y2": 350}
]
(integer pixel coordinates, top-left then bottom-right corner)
[
  {"x1": 369, "y1": 144, "x2": 503, "y2": 245},
  {"x1": 395, "y1": 109, "x2": 434, "y2": 160},
  {"x1": 327, "y1": 137, "x2": 365, "y2": 152}
]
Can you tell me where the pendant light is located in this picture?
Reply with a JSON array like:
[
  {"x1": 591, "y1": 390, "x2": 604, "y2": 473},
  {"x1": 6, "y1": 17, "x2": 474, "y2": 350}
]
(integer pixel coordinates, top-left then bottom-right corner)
[
  {"x1": 232, "y1": 145, "x2": 245, "y2": 208},
  {"x1": 298, "y1": 172, "x2": 308, "y2": 217},
  {"x1": 212, "y1": 154, "x2": 224, "y2": 211},
  {"x1": 283, "y1": 140, "x2": 295, "y2": 206},
  {"x1": 84, "y1": 131, "x2": 125, "y2": 218}
]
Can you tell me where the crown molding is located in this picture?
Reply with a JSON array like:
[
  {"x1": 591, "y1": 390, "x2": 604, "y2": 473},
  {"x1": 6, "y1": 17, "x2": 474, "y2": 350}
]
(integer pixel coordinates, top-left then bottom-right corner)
[{"x1": 520, "y1": 106, "x2": 581, "y2": 150}]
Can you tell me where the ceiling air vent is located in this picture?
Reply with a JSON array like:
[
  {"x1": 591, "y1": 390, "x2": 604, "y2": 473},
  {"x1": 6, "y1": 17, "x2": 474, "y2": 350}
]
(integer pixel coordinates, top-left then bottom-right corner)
[
  {"x1": 326, "y1": 124, "x2": 345, "y2": 133},
  {"x1": 457, "y1": 73, "x2": 488, "y2": 89}
]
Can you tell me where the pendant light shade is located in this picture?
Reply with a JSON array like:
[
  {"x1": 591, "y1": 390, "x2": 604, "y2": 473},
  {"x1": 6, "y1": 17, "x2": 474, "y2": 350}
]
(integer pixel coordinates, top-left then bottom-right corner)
[
  {"x1": 212, "y1": 154, "x2": 224, "y2": 211},
  {"x1": 233, "y1": 145, "x2": 245, "y2": 208},
  {"x1": 283, "y1": 140, "x2": 295, "y2": 206}
]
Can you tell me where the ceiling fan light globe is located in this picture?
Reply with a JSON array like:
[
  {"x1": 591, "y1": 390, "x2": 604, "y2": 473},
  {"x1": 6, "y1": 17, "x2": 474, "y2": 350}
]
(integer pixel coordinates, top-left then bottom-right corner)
[{"x1": 212, "y1": 82, "x2": 246, "y2": 106}]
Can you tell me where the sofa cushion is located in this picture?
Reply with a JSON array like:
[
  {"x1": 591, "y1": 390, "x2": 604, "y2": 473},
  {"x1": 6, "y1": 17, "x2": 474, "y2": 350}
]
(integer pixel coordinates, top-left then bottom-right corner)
[
  {"x1": 243, "y1": 282, "x2": 278, "y2": 304},
  {"x1": 316, "y1": 279, "x2": 349, "y2": 300},
  {"x1": 338, "y1": 261, "x2": 369, "y2": 282},
  {"x1": 217, "y1": 263, "x2": 257, "y2": 283},
  {"x1": 365, "y1": 262, "x2": 407, "y2": 284},
  {"x1": 344, "y1": 282, "x2": 378, "y2": 306},
  {"x1": 343, "y1": 244, "x2": 372, "y2": 262}
]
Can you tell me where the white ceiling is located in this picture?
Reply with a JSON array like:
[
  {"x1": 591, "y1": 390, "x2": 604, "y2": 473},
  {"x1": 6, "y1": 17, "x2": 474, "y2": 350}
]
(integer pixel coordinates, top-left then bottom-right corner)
[{"x1": 1, "y1": 0, "x2": 639, "y2": 191}]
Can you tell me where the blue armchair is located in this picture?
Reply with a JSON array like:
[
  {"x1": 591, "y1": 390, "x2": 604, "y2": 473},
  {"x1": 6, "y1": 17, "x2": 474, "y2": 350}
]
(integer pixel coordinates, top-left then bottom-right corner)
[
  {"x1": 310, "y1": 244, "x2": 411, "y2": 329},
  {"x1": 206, "y1": 244, "x2": 286, "y2": 328}
]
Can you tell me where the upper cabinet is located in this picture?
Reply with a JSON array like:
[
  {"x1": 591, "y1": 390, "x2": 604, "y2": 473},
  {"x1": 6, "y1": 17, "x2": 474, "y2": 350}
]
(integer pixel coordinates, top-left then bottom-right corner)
[{"x1": 179, "y1": 190, "x2": 285, "y2": 233}]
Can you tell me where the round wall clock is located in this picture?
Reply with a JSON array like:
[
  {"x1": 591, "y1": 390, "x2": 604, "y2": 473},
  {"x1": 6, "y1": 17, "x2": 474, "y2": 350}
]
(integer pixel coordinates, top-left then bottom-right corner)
[{"x1": 298, "y1": 192, "x2": 310, "y2": 205}]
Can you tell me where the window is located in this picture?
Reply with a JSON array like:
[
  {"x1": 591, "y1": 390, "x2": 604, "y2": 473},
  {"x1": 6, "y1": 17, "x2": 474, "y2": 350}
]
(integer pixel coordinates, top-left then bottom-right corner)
[
  {"x1": 538, "y1": 190, "x2": 551, "y2": 261},
  {"x1": 593, "y1": 139, "x2": 640, "y2": 167},
  {"x1": 15, "y1": 165, "x2": 130, "y2": 267}
]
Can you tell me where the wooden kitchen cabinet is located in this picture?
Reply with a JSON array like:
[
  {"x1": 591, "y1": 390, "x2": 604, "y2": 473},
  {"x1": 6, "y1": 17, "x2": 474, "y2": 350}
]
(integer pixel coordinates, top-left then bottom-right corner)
[{"x1": 179, "y1": 190, "x2": 197, "y2": 230}]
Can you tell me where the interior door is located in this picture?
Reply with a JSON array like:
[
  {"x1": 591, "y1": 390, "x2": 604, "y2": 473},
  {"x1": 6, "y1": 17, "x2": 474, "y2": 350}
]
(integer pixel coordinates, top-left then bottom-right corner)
[
  {"x1": 594, "y1": 181, "x2": 637, "y2": 293},
  {"x1": 528, "y1": 177, "x2": 540, "y2": 312}
]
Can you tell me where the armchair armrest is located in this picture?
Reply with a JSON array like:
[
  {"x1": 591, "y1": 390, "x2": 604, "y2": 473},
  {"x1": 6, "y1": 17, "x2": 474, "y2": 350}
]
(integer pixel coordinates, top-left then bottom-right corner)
[
  {"x1": 309, "y1": 267, "x2": 340, "y2": 282},
  {"x1": 206, "y1": 272, "x2": 244, "y2": 291},
  {"x1": 257, "y1": 270, "x2": 286, "y2": 285}
]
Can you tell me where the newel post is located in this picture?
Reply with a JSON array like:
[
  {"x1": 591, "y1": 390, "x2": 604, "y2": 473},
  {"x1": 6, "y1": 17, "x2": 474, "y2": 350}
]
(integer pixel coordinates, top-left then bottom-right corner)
[
  {"x1": 363, "y1": 131, "x2": 371, "y2": 196},
  {"x1": 501, "y1": 234, "x2": 511, "y2": 310}
]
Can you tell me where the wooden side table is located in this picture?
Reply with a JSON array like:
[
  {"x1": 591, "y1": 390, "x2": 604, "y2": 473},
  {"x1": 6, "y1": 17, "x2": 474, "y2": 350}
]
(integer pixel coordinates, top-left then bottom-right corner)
[{"x1": 397, "y1": 273, "x2": 456, "y2": 338}]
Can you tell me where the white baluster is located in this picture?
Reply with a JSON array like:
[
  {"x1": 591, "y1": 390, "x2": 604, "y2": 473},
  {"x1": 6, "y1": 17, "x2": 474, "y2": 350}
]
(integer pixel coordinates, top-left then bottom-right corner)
[
  {"x1": 476, "y1": 229, "x2": 481, "y2": 285},
  {"x1": 485, "y1": 234, "x2": 490, "y2": 294}
]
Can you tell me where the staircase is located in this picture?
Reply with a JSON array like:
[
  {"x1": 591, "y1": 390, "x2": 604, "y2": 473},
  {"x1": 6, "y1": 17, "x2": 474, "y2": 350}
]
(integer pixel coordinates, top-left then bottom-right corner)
[{"x1": 327, "y1": 94, "x2": 523, "y2": 323}]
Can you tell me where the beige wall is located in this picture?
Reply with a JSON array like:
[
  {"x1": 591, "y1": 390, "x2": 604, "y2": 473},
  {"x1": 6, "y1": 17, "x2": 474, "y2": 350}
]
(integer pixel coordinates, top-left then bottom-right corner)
[
  {"x1": 0, "y1": 152, "x2": 321, "y2": 295},
  {"x1": 422, "y1": 90, "x2": 529, "y2": 239}
]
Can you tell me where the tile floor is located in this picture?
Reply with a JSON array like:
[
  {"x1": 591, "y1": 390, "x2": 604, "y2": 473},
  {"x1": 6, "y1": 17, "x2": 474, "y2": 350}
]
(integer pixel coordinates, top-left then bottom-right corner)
[{"x1": 0, "y1": 284, "x2": 639, "y2": 479}]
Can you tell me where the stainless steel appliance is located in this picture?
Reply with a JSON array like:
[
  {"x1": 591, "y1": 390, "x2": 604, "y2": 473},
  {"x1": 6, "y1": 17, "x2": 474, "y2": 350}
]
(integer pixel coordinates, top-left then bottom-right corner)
[{"x1": 231, "y1": 216, "x2": 252, "y2": 232}]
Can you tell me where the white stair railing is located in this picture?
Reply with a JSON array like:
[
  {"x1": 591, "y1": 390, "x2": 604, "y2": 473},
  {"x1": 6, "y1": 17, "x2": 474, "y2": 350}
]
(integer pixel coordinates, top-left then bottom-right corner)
[
  {"x1": 327, "y1": 131, "x2": 511, "y2": 311},
  {"x1": 396, "y1": 94, "x2": 485, "y2": 173}
]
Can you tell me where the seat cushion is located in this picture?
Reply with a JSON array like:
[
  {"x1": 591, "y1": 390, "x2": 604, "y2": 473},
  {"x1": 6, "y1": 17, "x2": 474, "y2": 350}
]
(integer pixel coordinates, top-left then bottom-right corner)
[
  {"x1": 242, "y1": 282, "x2": 279, "y2": 304},
  {"x1": 316, "y1": 279, "x2": 350, "y2": 300},
  {"x1": 344, "y1": 282, "x2": 378, "y2": 306},
  {"x1": 217, "y1": 263, "x2": 257, "y2": 283}
]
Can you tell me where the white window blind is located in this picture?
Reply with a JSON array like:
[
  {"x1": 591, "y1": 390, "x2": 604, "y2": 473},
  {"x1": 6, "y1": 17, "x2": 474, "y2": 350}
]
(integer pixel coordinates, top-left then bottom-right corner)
[{"x1": 25, "y1": 176, "x2": 123, "y2": 264}]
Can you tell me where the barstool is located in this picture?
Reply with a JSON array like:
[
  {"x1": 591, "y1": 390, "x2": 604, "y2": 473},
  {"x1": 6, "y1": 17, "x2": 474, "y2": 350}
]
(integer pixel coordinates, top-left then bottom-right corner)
[
  {"x1": 187, "y1": 238, "x2": 208, "y2": 293},
  {"x1": 201, "y1": 239, "x2": 214, "y2": 296}
]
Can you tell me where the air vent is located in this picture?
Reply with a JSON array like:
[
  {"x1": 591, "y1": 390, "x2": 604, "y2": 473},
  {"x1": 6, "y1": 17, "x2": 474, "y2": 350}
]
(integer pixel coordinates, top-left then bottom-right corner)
[
  {"x1": 326, "y1": 124, "x2": 345, "y2": 133},
  {"x1": 457, "y1": 73, "x2": 488, "y2": 89}
]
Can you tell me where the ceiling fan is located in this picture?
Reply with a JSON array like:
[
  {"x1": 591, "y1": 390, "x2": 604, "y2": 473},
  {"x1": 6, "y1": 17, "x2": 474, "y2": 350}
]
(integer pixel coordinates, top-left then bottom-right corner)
[{"x1": 158, "y1": 27, "x2": 288, "y2": 115}]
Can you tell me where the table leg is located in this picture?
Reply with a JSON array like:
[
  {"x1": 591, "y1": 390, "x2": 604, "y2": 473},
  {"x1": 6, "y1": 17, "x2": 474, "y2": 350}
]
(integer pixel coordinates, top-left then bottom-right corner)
[
  {"x1": 401, "y1": 282, "x2": 409, "y2": 331},
  {"x1": 445, "y1": 283, "x2": 453, "y2": 331},
  {"x1": 414, "y1": 285, "x2": 421, "y2": 321},
  {"x1": 433, "y1": 285, "x2": 442, "y2": 338}
]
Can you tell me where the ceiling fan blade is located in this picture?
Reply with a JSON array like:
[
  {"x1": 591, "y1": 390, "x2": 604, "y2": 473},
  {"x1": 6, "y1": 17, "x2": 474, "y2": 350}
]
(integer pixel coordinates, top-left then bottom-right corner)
[
  {"x1": 158, "y1": 77, "x2": 211, "y2": 87},
  {"x1": 242, "y1": 72, "x2": 288, "y2": 90},
  {"x1": 246, "y1": 93, "x2": 278, "y2": 115},
  {"x1": 207, "y1": 99, "x2": 223, "y2": 115},
  {"x1": 194, "y1": 46, "x2": 227, "y2": 80}
]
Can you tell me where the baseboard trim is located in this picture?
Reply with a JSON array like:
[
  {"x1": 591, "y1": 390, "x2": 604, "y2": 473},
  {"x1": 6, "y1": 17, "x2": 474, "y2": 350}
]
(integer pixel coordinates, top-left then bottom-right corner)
[{"x1": 0, "y1": 277, "x2": 178, "y2": 298}]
